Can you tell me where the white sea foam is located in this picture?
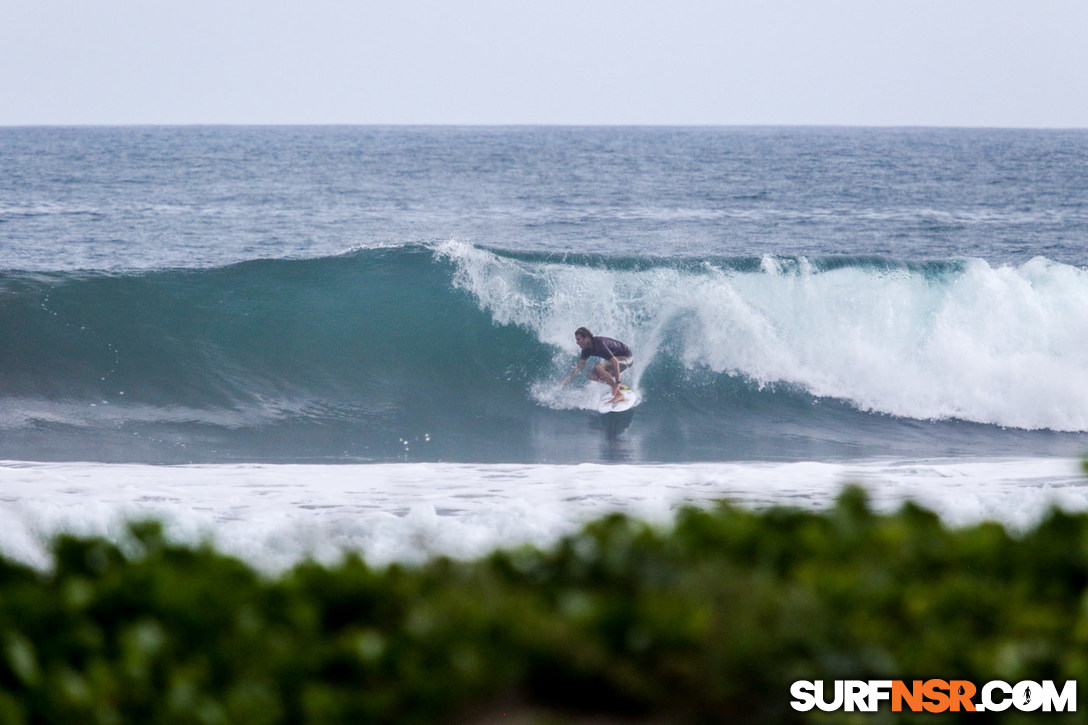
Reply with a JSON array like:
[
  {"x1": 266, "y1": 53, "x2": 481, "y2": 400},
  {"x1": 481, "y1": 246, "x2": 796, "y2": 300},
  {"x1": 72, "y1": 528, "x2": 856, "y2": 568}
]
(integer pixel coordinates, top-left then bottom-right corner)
[
  {"x1": 438, "y1": 242, "x2": 1088, "y2": 431},
  {"x1": 2, "y1": 458, "x2": 1085, "y2": 573}
]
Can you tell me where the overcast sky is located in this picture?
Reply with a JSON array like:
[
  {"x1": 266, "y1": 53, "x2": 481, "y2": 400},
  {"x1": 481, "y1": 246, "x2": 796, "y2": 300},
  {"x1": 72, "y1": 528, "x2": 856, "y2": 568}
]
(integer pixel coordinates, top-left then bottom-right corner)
[{"x1": 3, "y1": 0, "x2": 1086, "y2": 127}]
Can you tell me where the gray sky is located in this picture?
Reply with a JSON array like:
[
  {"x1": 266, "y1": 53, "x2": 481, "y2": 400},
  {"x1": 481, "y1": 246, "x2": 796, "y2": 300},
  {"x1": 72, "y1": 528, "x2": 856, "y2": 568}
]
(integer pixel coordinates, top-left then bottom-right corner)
[{"x1": 3, "y1": 0, "x2": 1087, "y2": 127}]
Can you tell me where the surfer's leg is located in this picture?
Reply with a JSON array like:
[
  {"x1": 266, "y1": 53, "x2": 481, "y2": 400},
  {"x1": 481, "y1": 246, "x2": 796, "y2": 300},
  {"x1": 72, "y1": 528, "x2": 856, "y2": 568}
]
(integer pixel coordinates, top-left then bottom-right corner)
[
  {"x1": 590, "y1": 363, "x2": 625, "y2": 402},
  {"x1": 588, "y1": 363, "x2": 615, "y2": 386}
]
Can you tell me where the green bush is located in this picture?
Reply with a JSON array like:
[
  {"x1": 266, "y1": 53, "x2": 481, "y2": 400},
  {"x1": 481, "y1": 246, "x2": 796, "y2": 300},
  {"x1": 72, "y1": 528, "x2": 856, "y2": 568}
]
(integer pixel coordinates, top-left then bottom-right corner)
[{"x1": 0, "y1": 486, "x2": 1085, "y2": 724}]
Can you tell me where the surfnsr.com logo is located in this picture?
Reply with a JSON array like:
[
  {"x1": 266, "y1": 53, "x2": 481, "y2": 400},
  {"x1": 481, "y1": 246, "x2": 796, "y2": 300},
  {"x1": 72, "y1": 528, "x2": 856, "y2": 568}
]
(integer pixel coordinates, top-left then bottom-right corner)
[{"x1": 790, "y1": 679, "x2": 1077, "y2": 713}]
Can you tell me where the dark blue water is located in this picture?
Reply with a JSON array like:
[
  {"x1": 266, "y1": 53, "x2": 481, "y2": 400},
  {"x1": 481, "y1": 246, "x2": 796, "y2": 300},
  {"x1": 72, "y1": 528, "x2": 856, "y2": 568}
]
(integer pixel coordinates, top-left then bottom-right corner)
[{"x1": 3, "y1": 127, "x2": 1088, "y2": 463}]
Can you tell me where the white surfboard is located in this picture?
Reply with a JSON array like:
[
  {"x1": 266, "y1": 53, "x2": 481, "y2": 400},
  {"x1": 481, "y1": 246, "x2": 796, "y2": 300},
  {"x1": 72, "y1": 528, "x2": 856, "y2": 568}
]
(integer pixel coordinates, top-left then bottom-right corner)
[{"x1": 597, "y1": 385, "x2": 641, "y2": 414}]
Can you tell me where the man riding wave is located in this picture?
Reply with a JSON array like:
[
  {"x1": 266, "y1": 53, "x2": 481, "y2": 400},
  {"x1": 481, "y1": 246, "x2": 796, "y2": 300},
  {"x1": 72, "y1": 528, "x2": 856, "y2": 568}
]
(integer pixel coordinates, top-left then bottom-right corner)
[{"x1": 561, "y1": 327, "x2": 633, "y2": 404}]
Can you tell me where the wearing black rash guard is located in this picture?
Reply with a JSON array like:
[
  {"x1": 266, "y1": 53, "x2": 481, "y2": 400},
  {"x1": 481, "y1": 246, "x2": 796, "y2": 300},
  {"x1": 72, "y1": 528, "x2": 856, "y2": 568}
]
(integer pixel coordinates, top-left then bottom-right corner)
[{"x1": 580, "y1": 336, "x2": 632, "y2": 361}]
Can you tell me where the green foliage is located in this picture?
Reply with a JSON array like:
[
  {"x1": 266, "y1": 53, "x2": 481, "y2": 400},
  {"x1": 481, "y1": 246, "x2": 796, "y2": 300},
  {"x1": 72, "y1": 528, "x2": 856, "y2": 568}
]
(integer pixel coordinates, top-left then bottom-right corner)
[{"x1": 0, "y1": 487, "x2": 1086, "y2": 723}]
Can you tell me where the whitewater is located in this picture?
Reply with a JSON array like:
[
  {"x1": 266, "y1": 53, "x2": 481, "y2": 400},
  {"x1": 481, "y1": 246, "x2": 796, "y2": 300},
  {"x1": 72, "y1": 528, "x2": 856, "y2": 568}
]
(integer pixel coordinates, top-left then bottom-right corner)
[
  {"x1": 3, "y1": 126, "x2": 1088, "y2": 570},
  {"x1": 2, "y1": 458, "x2": 1087, "y2": 573}
]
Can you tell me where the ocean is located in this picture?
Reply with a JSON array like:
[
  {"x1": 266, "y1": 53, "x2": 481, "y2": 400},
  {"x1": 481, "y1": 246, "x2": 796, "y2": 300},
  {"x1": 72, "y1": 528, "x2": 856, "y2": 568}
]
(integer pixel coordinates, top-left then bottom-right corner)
[{"x1": 3, "y1": 125, "x2": 1088, "y2": 569}]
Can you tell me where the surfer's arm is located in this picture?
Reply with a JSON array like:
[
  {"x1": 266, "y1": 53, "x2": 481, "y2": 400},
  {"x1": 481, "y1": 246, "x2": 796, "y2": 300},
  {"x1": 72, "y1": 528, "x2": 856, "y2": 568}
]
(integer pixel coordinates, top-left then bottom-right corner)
[
  {"x1": 561, "y1": 359, "x2": 586, "y2": 385},
  {"x1": 608, "y1": 355, "x2": 621, "y2": 383}
]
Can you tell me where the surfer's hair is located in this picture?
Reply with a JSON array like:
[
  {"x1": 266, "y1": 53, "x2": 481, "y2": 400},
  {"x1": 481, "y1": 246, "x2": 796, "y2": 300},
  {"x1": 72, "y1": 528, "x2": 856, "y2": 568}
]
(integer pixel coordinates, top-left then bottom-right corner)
[{"x1": 575, "y1": 327, "x2": 593, "y2": 340}]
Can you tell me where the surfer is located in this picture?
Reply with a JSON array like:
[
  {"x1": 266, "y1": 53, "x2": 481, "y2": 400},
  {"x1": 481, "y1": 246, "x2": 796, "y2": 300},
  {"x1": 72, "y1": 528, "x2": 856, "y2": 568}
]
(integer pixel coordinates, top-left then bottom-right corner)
[{"x1": 561, "y1": 327, "x2": 633, "y2": 404}]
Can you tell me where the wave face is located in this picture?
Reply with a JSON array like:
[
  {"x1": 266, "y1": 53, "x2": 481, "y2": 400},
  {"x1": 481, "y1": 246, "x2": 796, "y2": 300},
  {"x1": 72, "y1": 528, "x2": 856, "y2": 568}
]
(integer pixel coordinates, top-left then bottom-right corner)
[{"x1": 4, "y1": 243, "x2": 1088, "y2": 463}]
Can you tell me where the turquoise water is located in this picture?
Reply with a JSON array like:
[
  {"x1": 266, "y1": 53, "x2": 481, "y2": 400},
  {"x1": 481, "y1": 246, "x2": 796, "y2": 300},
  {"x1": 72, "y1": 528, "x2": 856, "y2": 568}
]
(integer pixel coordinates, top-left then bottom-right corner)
[{"x1": 3, "y1": 127, "x2": 1088, "y2": 463}]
